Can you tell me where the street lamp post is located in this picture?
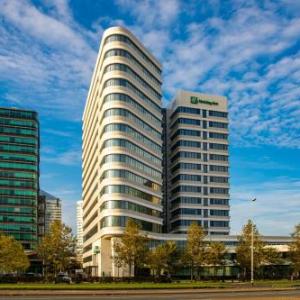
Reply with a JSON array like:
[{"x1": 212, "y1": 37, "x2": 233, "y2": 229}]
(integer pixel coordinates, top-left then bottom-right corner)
[
  {"x1": 251, "y1": 198, "x2": 256, "y2": 286},
  {"x1": 251, "y1": 219, "x2": 254, "y2": 286}
]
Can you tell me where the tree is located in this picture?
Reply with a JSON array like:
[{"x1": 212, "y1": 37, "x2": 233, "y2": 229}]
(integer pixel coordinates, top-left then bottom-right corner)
[
  {"x1": 148, "y1": 241, "x2": 177, "y2": 277},
  {"x1": 236, "y1": 220, "x2": 272, "y2": 280},
  {"x1": 113, "y1": 254, "x2": 124, "y2": 278},
  {"x1": 290, "y1": 224, "x2": 300, "y2": 278},
  {"x1": 113, "y1": 219, "x2": 149, "y2": 277},
  {"x1": 183, "y1": 223, "x2": 207, "y2": 280},
  {"x1": 0, "y1": 234, "x2": 29, "y2": 273},
  {"x1": 37, "y1": 220, "x2": 76, "y2": 278},
  {"x1": 262, "y1": 246, "x2": 282, "y2": 279},
  {"x1": 206, "y1": 242, "x2": 227, "y2": 278}
]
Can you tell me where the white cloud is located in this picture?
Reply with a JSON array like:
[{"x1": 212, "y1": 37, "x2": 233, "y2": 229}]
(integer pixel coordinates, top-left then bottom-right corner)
[
  {"x1": 0, "y1": 0, "x2": 98, "y2": 120},
  {"x1": 0, "y1": 0, "x2": 299, "y2": 233},
  {"x1": 114, "y1": 1, "x2": 300, "y2": 149},
  {"x1": 116, "y1": 0, "x2": 180, "y2": 28},
  {"x1": 43, "y1": 148, "x2": 81, "y2": 166},
  {"x1": 0, "y1": 0, "x2": 89, "y2": 53},
  {"x1": 1, "y1": 0, "x2": 298, "y2": 148},
  {"x1": 230, "y1": 177, "x2": 300, "y2": 236}
]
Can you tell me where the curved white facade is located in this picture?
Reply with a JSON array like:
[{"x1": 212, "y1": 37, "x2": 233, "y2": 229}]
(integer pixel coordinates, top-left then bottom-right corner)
[{"x1": 82, "y1": 27, "x2": 163, "y2": 275}]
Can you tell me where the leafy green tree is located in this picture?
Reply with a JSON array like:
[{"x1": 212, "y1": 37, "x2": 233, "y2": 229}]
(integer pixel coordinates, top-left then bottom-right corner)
[
  {"x1": 37, "y1": 220, "x2": 76, "y2": 278},
  {"x1": 290, "y1": 224, "x2": 300, "y2": 278},
  {"x1": 263, "y1": 246, "x2": 282, "y2": 265},
  {"x1": 207, "y1": 241, "x2": 227, "y2": 278},
  {"x1": 113, "y1": 219, "x2": 149, "y2": 277},
  {"x1": 236, "y1": 220, "x2": 278, "y2": 280},
  {"x1": 183, "y1": 223, "x2": 207, "y2": 280},
  {"x1": 0, "y1": 234, "x2": 29, "y2": 273},
  {"x1": 148, "y1": 241, "x2": 177, "y2": 277},
  {"x1": 261, "y1": 245, "x2": 282, "y2": 279}
]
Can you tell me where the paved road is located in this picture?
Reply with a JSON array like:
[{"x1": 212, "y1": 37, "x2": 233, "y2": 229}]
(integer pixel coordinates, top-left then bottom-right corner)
[{"x1": 2, "y1": 290, "x2": 300, "y2": 299}]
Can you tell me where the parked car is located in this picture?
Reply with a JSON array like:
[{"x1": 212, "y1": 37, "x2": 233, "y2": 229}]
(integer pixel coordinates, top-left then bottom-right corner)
[{"x1": 55, "y1": 272, "x2": 72, "y2": 284}]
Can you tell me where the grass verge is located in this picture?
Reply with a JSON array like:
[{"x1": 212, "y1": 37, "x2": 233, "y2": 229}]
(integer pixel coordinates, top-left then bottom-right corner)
[{"x1": 0, "y1": 280, "x2": 299, "y2": 290}]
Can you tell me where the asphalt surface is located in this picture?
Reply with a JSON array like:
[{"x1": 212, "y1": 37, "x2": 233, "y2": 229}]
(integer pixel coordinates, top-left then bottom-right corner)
[{"x1": 2, "y1": 290, "x2": 300, "y2": 299}]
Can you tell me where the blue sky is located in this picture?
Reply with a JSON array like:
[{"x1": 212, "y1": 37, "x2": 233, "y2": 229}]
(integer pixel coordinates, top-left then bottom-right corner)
[{"x1": 0, "y1": 0, "x2": 299, "y2": 235}]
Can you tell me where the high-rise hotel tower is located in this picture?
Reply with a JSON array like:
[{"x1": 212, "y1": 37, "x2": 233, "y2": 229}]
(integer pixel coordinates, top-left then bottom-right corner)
[
  {"x1": 82, "y1": 27, "x2": 163, "y2": 275},
  {"x1": 165, "y1": 91, "x2": 230, "y2": 235}
]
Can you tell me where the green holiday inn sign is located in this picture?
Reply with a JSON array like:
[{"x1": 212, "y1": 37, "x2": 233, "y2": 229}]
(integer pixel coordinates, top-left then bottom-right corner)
[{"x1": 190, "y1": 96, "x2": 218, "y2": 106}]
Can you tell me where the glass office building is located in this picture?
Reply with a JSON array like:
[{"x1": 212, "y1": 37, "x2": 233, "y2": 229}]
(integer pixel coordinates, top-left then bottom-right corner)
[{"x1": 0, "y1": 107, "x2": 39, "y2": 250}]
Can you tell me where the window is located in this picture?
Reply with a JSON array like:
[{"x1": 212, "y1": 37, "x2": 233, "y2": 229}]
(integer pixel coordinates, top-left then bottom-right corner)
[
  {"x1": 171, "y1": 140, "x2": 201, "y2": 151},
  {"x1": 170, "y1": 107, "x2": 200, "y2": 119},
  {"x1": 0, "y1": 144, "x2": 37, "y2": 155},
  {"x1": 209, "y1": 143, "x2": 228, "y2": 150},
  {"x1": 171, "y1": 163, "x2": 201, "y2": 172},
  {"x1": 101, "y1": 185, "x2": 161, "y2": 204},
  {"x1": 0, "y1": 136, "x2": 37, "y2": 146},
  {"x1": 104, "y1": 64, "x2": 161, "y2": 99},
  {"x1": 100, "y1": 216, "x2": 162, "y2": 232},
  {"x1": 210, "y1": 176, "x2": 228, "y2": 183},
  {"x1": 209, "y1": 132, "x2": 228, "y2": 140},
  {"x1": 0, "y1": 109, "x2": 37, "y2": 120},
  {"x1": 104, "y1": 49, "x2": 161, "y2": 85},
  {"x1": 84, "y1": 225, "x2": 98, "y2": 241},
  {"x1": 171, "y1": 118, "x2": 200, "y2": 128},
  {"x1": 209, "y1": 111, "x2": 228, "y2": 118},
  {"x1": 0, "y1": 153, "x2": 37, "y2": 163},
  {"x1": 171, "y1": 208, "x2": 202, "y2": 217},
  {"x1": 101, "y1": 154, "x2": 161, "y2": 179},
  {"x1": 210, "y1": 187, "x2": 229, "y2": 194},
  {"x1": 104, "y1": 34, "x2": 161, "y2": 74},
  {"x1": 0, "y1": 162, "x2": 37, "y2": 171},
  {"x1": 104, "y1": 79, "x2": 161, "y2": 112},
  {"x1": 210, "y1": 209, "x2": 229, "y2": 216},
  {"x1": 103, "y1": 108, "x2": 161, "y2": 139},
  {"x1": 101, "y1": 169, "x2": 161, "y2": 191},
  {"x1": 0, "y1": 179, "x2": 37, "y2": 189},
  {"x1": 171, "y1": 219, "x2": 201, "y2": 229},
  {"x1": 210, "y1": 198, "x2": 229, "y2": 205},
  {"x1": 209, "y1": 121, "x2": 228, "y2": 129},
  {"x1": 102, "y1": 139, "x2": 161, "y2": 165},
  {"x1": 171, "y1": 174, "x2": 201, "y2": 183},
  {"x1": 209, "y1": 165, "x2": 228, "y2": 172},
  {"x1": 210, "y1": 154, "x2": 228, "y2": 161},
  {"x1": 171, "y1": 197, "x2": 202, "y2": 205},
  {"x1": 171, "y1": 151, "x2": 201, "y2": 162},
  {"x1": 100, "y1": 200, "x2": 161, "y2": 217},
  {"x1": 172, "y1": 185, "x2": 202, "y2": 195},
  {"x1": 103, "y1": 93, "x2": 160, "y2": 127},
  {"x1": 103, "y1": 123, "x2": 161, "y2": 153},
  {"x1": 171, "y1": 129, "x2": 201, "y2": 140},
  {"x1": 0, "y1": 127, "x2": 37, "y2": 137},
  {"x1": 210, "y1": 221, "x2": 229, "y2": 227}
]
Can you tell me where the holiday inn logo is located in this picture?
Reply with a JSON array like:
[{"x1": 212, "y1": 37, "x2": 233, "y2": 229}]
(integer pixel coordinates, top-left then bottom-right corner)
[{"x1": 190, "y1": 96, "x2": 218, "y2": 106}]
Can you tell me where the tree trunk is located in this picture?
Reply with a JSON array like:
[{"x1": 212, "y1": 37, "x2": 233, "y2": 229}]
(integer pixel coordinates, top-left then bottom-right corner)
[
  {"x1": 222, "y1": 265, "x2": 225, "y2": 282},
  {"x1": 129, "y1": 263, "x2": 132, "y2": 278}
]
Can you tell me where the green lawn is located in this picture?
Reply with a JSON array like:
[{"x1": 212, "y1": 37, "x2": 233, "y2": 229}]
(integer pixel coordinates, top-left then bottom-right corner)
[{"x1": 0, "y1": 280, "x2": 299, "y2": 290}]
